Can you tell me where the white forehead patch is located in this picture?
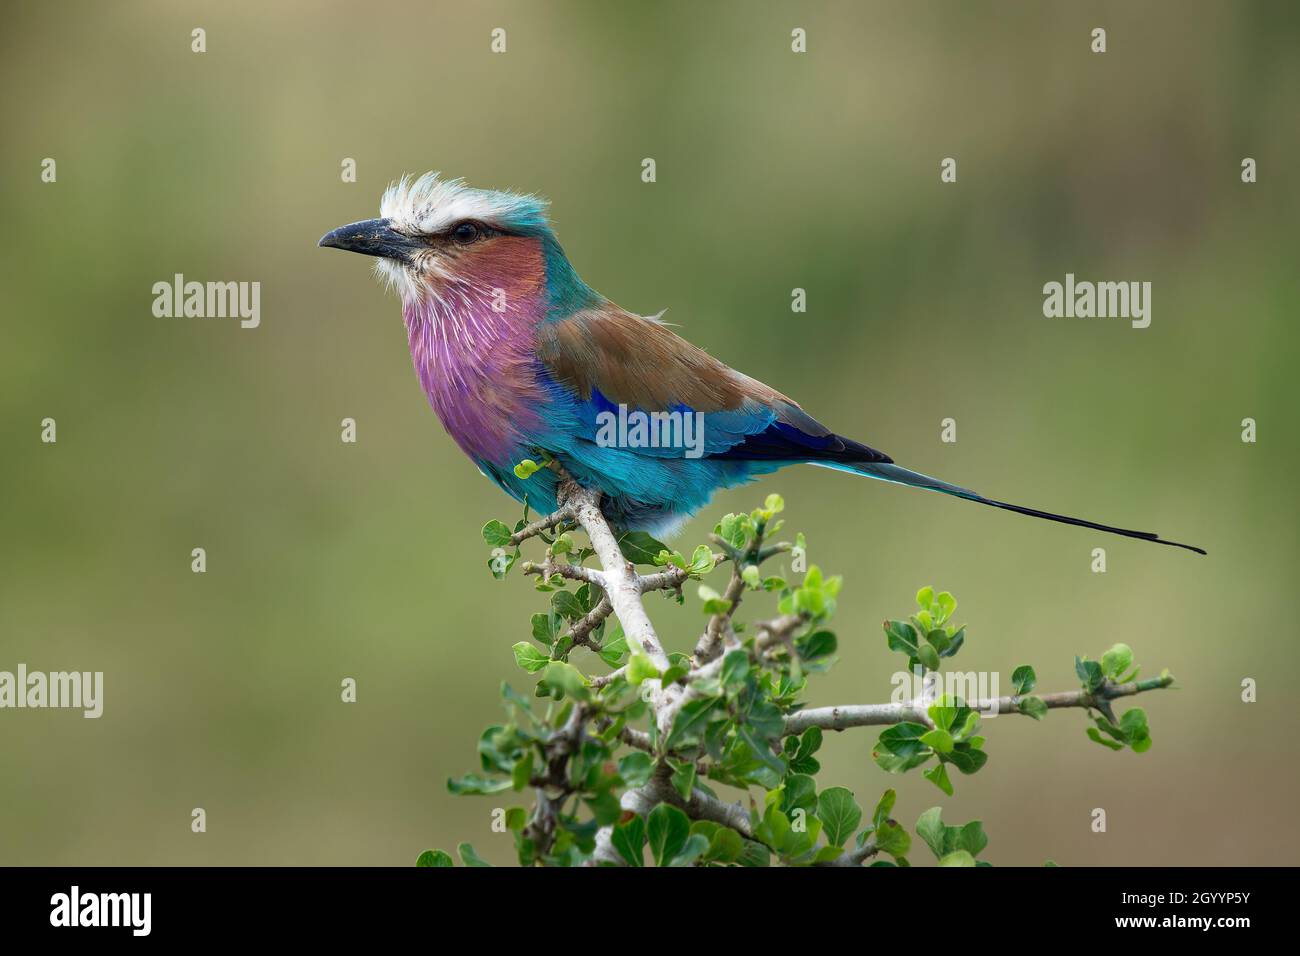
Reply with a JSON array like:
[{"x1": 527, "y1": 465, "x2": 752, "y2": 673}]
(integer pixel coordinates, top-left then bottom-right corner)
[{"x1": 379, "y1": 172, "x2": 547, "y2": 236}]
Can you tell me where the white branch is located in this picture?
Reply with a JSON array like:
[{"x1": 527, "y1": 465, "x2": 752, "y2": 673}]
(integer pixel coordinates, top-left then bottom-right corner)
[
  {"x1": 783, "y1": 701, "x2": 925, "y2": 735},
  {"x1": 621, "y1": 774, "x2": 752, "y2": 838},
  {"x1": 783, "y1": 675, "x2": 1177, "y2": 735},
  {"x1": 558, "y1": 477, "x2": 685, "y2": 739},
  {"x1": 560, "y1": 479, "x2": 671, "y2": 673}
]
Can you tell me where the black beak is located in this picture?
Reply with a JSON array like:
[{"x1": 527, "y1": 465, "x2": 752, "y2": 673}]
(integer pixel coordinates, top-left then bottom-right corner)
[{"x1": 318, "y1": 218, "x2": 423, "y2": 261}]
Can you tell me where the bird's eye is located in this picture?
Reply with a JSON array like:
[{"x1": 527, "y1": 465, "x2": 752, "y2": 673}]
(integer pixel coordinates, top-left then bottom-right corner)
[{"x1": 451, "y1": 221, "x2": 482, "y2": 244}]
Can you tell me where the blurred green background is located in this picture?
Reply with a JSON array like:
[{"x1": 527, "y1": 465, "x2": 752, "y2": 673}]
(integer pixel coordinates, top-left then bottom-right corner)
[{"x1": 1, "y1": 0, "x2": 1297, "y2": 866}]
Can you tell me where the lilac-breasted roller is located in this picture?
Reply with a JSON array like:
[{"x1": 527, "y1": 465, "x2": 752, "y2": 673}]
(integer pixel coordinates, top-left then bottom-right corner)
[{"x1": 319, "y1": 174, "x2": 1203, "y2": 554}]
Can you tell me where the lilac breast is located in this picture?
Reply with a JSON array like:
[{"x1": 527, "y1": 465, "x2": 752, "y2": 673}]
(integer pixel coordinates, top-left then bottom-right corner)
[{"x1": 403, "y1": 292, "x2": 546, "y2": 467}]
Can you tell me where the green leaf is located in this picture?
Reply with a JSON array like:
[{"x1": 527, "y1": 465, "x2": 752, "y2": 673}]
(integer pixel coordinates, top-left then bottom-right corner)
[
  {"x1": 1087, "y1": 727, "x2": 1125, "y2": 750},
  {"x1": 1018, "y1": 695, "x2": 1048, "y2": 720},
  {"x1": 714, "y1": 513, "x2": 749, "y2": 550},
  {"x1": 791, "y1": 584, "x2": 824, "y2": 617},
  {"x1": 647, "y1": 803, "x2": 690, "y2": 866},
  {"x1": 1101, "y1": 643, "x2": 1134, "y2": 679},
  {"x1": 511, "y1": 750, "x2": 534, "y2": 791},
  {"x1": 877, "y1": 722, "x2": 932, "y2": 759},
  {"x1": 873, "y1": 820, "x2": 911, "y2": 858},
  {"x1": 952, "y1": 708, "x2": 980, "y2": 741},
  {"x1": 916, "y1": 586, "x2": 935, "y2": 609},
  {"x1": 1011, "y1": 665, "x2": 1037, "y2": 695},
  {"x1": 871, "y1": 789, "x2": 896, "y2": 830},
  {"x1": 416, "y1": 849, "x2": 454, "y2": 867},
  {"x1": 584, "y1": 790, "x2": 622, "y2": 830},
  {"x1": 780, "y1": 774, "x2": 818, "y2": 815},
  {"x1": 511, "y1": 642, "x2": 549, "y2": 674},
  {"x1": 670, "y1": 760, "x2": 697, "y2": 801},
  {"x1": 874, "y1": 749, "x2": 932, "y2": 774},
  {"x1": 1120, "y1": 708, "x2": 1152, "y2": 752},
  {"x1": 720, "y1": 650, "x2": 750, "y2": 689},
  {"x1": 736, "y1": 839, "x2": 771, "y2": 867},
  {"x1": 913, "y1": 805, "x2": 984, "y2": 863},
  {"x1": 487, "y1": 549, "x2": 517, "y2": 580},
  {"x1": 940, "y1": 625, "x2": 966, "y2": 658},
  {"x1": 617, "y1": 531, "x2": 671, "y2": 566},
  {"x1": 611, "y1": 815, "x2": 646, "y2": 866},
  {"x1": 938, "y1": 849, "x2": 976, "y2": 867},
  {"x1": 656, "y1": 549, "x2": 686, "y2": 569},
  {"x1": 597, "y1": 623, "x2": 628, "y2": 667},
  {"x1": 446, "y1": 773, "x2": 511, "y2": 795},
  {"x1": 816, "y1": 787, "x2": 863, "y2": 847},
  {"x1": 626, "y1": 653, "x2": 660, "y2": 686},
  {"x1": 923, "y1": 762, "x2": 953, "y2": 795},
  {"x1": 789, "y1": 726, "x2": 823, "y2": 774},
  {"x1": 457, "y1": 842, "x2": 491, "y2": 867},
  {"x1": 513, "y1": 458, "x2": 541, "y2": 480},
  {"x1": 917, "y1": 644, "x2": 941, "y2": 672},
  {"x1": 920, "y1": 729, "x2": 954, "y2": 754},
  {"x1": 530, "y1": 612, "x2": 557, "y2": 647},
  {"x1": 699, "y1": 824, "x2": 744, "y2": 863},
  {"x1": 660, "y1": 663, "x2": 690, "y2": 687},
  {"x1": 618, "y1": 752, "x2": 654, "y2": 787},
  {"x1": 664, "y1": 696, "x2": 721, "y2": 751},
  {"x1": 925, "y1": 629, "x2": 952, "y2": 654},
  {"x1": 957, "y1": 821, "x2": 988, "y2": 857},
  {"x1": 538, "y1": 661, "x2": 589, "y2": 701},
  {"x1": 928, "y1": 697, "x2": 957, "y2": 732},
  {"x1": 1076, "y1": 656, "x2": 1105, "y2": 691},
  {"x1": 916, "y1": 807, "x2": 947, "y2": 858},
  {"x1": 481, "y1": 520, "x2": 513, "y2": 546},
  {"x1": 885, "y1": 620, "x2": 920, "y2": 658},
  {"x1": 943, "y1": 741, "x2": 988, "y2": 775},
  {"x1": 813, "y1": 845, "x2": 845, "y2": 865},
  {"x1": 698, "y1": 584, "x2": 733, "y2": 616},
  {"x1": 936, "y1": 591, "x2": 956, "y2": 622},
  {"x1": 504, "y1": 807, "x2": 527, "y2": 831},
  {"x1": 794, "y1": 630, "x2": 837, "y2": 666},
  {"x1": 550, "y1": 590, "x2": 585, "y2": 621},
  {"x1": 756, "y1": 800, "x2": 810, "y2": 859},
  {"x1": 688, "y1": 544, "x2": 716, "y2": 575},
  {"x1": 668, "y1": 833, "x2": 710, "y2": 866}
]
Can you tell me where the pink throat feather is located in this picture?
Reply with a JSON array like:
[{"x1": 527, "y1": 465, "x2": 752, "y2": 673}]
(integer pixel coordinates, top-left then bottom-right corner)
[{"x1": 402, "y1": 279, "x2": 547, "y2": 466}]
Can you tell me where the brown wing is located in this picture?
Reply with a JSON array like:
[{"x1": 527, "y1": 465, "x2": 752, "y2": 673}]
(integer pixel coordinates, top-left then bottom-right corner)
[
  {"x1": 535, "y1": 304, "x2": 796, "y2": 414},
  {"x1": 535, "y1": 303, "x2": 892, "y2": 463}
]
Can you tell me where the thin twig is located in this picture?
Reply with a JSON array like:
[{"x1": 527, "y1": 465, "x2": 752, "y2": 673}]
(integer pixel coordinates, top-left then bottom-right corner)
[
  {"x1": 783, "y1": 674, "x2": 1175, "y2": 735},
  {"x1": 520, "y1": 559, "x2": 605, "y2": 587},
  {"x1": 565, "y1": 594, "x2": 613, "y2": 650},
  {"x1": 511, "y1": 508, "x2": 573, "y2": 546}
]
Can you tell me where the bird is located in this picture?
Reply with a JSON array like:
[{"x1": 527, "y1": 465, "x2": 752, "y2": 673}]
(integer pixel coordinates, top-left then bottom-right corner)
[{"x1": 319, "y1": 173, "x2": 1204, "y2": 555}]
